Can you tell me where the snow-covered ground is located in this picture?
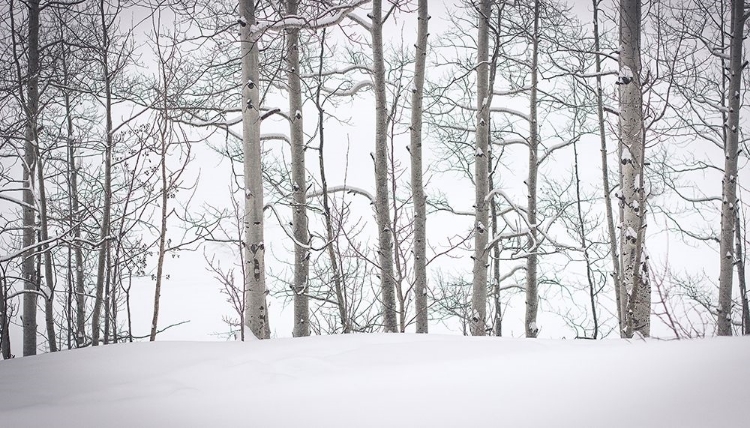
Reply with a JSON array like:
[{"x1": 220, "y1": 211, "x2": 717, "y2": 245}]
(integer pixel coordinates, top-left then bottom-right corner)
[{"x1": 1, "y1": 334, "x2": 748, "y2": 427}]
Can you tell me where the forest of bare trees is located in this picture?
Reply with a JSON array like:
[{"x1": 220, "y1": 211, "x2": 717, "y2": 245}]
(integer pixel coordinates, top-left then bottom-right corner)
[{"x1": 1, "y1": 0, "x2": 748, "y2": 357}]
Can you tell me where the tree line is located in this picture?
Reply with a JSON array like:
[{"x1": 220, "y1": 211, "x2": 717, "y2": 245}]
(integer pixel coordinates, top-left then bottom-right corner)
[{"x1": 1, "y1": 0, "x2": 748, "y2": 358}]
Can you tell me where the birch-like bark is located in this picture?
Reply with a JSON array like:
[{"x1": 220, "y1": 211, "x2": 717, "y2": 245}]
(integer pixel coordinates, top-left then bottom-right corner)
[
  {"x1": 470, "y1": 0, "x2": 491, "y2": 337},
  {"x1": 410, "y1": 0, "x2": 429, "y2": 334},
  {"x1": 240, "y1": 0, "x2": 270, "y2": 339},
  {"x1": 524, "y1": 0, "x2": 540, "y2": 338},
  {"x1": 372, "y1": 0, "x2": 398, "y2": 332},
  {"x1": 592, "y1": 0, "x2": 622, "y2": 332},
  {"x1": 22, "y1": 0, "x2": 40, "y2": 356},
  {"x1": 619, "y1": 0, "x2": 649, "y2": 337},
  {"x1": 717, "y1": 0, "x2": 744, "y2": 336},
  {"x1": 286, "y1": 0, "x2": 310, "y2": 337}
]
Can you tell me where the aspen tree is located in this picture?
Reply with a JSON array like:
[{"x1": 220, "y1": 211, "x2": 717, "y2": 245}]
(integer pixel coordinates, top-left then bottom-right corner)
[
  {"x1": 471, "y1": 0, "x2": 491, "y2": 336},
  {"x1": 619, "y1": 0, "x2": 649, "y2": 337},
  {"x1": 411, "y1": 0, "x2": 429, "y2": 333}
]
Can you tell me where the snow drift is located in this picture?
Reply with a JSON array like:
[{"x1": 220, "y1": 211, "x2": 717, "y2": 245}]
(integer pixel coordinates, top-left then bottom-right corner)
[{"x1": 0, "y1": 334, "x2": 748, "y2": 427}]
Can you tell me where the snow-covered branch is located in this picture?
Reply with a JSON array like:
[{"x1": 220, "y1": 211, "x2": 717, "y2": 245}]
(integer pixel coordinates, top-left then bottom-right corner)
[
  {"x1": 322, "y1": 80, "x2": 373, "y2": 96},
  {"x1": 260, "y1": 133, "x2": 291, "y2": 145},
  {"x1": 0, "y1": 226, "x2": 104, "y2": 263},
  {"x1": 489, "y1": 106, "x2": 531, "y2": 122},
  {"x1": 496, "y1": 264, "x2": 527, "y2": 284},
  {"x1": 307, "y1": 185, "x2": 375, "y2": 204},
  {"x1": 180, "y1": 115, "x2": 242, "y2": 128},
  {"x1": 486, "y1": 228, "x2": 534, "y2": 249},
  {"x1": 301, "y1": 65, "x2": 371, "y2": 79},
  {"x1": 710, "y1": 48, "x2": 730, "y2": 60},
  {"x1": 493, "y1": 138, "x2": 528, "y2": 147},
  {"x1": 6, "y1": 289, "x2": 48, "y2": 300},
  {"x1": 537, "y1": 136, "x2": 581, "y2": 165},
  {"x1": 264, "y1": 204, "x2": 313, "y2": 250},
  {"x1": 346, "y1": 12, "x2": 371, "y2": 31},
  {"x1": 0, "y1": 194, "x2": 37, "y2": 211},
  {"x1": 577, "y1": 70, "x2": 618, "y2": 78},
  {"x1": 492, "y1": 86, "x2": 530, "y2": 96},
  {"x1": 249, "y1": 0, "x2": 371, "y2": 37}
]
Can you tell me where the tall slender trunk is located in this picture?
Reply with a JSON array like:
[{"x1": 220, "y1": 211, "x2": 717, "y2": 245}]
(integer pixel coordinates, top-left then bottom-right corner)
[
  {"x1": 371, "y1": 0, "x2": 397, "y2": 332},
  {"x1": 574, "y1": 141, "x2": 599, "y2": 338},
  {"x1": 109, "y1": 111, "x2": 143, "y2": 345},
  {"x1": 386, "y1": 85, "x2": 407, "y2": 333},
  {"x1": 390, "y1": 145, "x2": 406, "y2": 332},
  {"x1": 36, "y1": 154, "x2": 57, "y2": 352},
  {"x1": 717, "y1": 0, "x2": 744, "y2": 336},
  {"x1": 110, "y1": 259, "x2": 118, "y2": 343},
  {"x1": 1, "y1": 267, "x2": 11, "y2": 358},
  {"x1": 240, "y1": 0, "x2": 269, "y2": 339},
  {"x1": 489, "y1": 150, "x2": 502, "y2": 336},
  {"x1": 71, "y1": 173, "x2": 85, "y2": 345},
  {"x1": 736, "y1": 215, "x2": 749, "y2": 335},
  {"x1": 410, "y1": 0, "x2": 429, "y2": 334},
  {"x1": 619, "y1": 0, "x2": 648, "y2": 338},
  {"x1": 92, "y1": 0, "x2": 114, "y2": 346},
  {"x1": 524, "y1": 0, "x2": 541, "y2": 338},
  {"x1": 108, "y1": 142, "x2": 137, "y2": 344},
  {"x1": 471, "y1": 0, "x2": 491, "y2": 337},
  {"x1": 592, "y1": 0, "x2": 622, "y2": 333},
  {"x1": 487, "y1": 5, "x2": 503, "y2": 337},
  {"x1": 58, "y1": 23, "x2": 85, "y2": 347},
  {"x1": 22, "y1": 0, "x2": 40, "y2": 357},
  {"x1": 67, "y1": 110, "x2": 85, "y2": 347},
  {"x1": 286, "y1": 0, "x2": 310, "y2": 337},
  {"x1": 149, "y1": 116, "x2": 169, "y2": 341},
  {"x1": 66, "y1": 221, "x2": 73, "y2": 349},
  {"x1": 104, "y1": 245, "x2": 111, "y2": 343},
  {"x1": 126, "y1": 272, "x2": 133, "y2": 342},
  {"x1": 314, "y1": 31, "x2": 350, "y2": 333},
  {"x1": 149, "y1": 34, "x2": 172, "y2": 342}
]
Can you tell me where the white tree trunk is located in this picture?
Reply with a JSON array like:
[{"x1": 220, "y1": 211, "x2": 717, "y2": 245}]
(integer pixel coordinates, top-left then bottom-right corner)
[
  {"x1": 372, "y1": 0, "x2": 398, "y2": 332},
  {"x1": 471, "y1": 0, "x2": 491, "y2": 337},
  {"x1": 240, "y1": 0, "x2": 270, "y2": 339},
  {"x1": 287, "y1": 0, "x2": 310, "y2": 337},
  {"x1": 717, "y1": 0, "x2": 744, "y2": 336},
  {"x1": 592, "y1": 0, "x2": 622, "y2": 333},
  {"x1": 22, "y1": 0, "x2": 40, "y2": 356},
  {"x1": 619, "y1": 0, "x2": 649, "y2": 337},
  {"x1": 524, "y1": 0, "x2": 540, "y2": 339},
  {"x1": 411, "y1": 0, "x2": 429, "y2": 334}
]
